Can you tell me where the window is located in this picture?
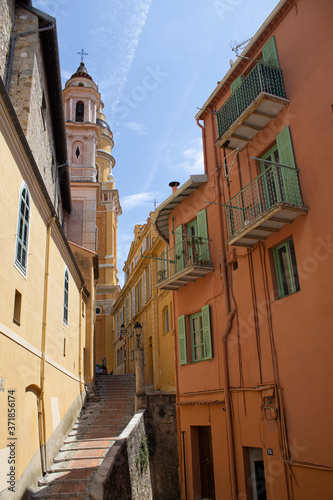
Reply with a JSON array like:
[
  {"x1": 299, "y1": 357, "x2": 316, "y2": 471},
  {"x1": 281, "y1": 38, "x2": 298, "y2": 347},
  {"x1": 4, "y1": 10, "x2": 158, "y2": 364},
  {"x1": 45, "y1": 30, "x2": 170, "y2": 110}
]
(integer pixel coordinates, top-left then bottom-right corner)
[
  {"x1": 230, "y1": 75, "x2": 243, "y2": 93},
  {"x1": 273, "y1": 239, "x2": 300, "y2": 298},
  {"x1": 262, "y1": 35, "x2": 279, "y2": 68},
  {"x1": 15, "y1": 184, "x2": 30, "y2": 275},
  {"x1": 13, "y1": 290, "x2": 22, "y2": 325},
  {"x1": 120, "y1": 308, "x2": 124, "y2": 330},
  {"x1": 132, "y1": 287, "x2": 136, "y2": 317},
  {"x1": 258, "y1": 126, "x2": 301, "y2": 210},
  {"x1": 116, "y1": 314, "x2": 120, "y2": 338},
  {"x1": 126, "y1": 297, "x2": 129, "y2": 325},
  {"x1": 175, "y1": 209, "x2": 210, "y2": 270},
  {"x1": 75, "y1": 101, "x2": 84, "y2": 122},
  {"x1": 178, "y1": 305, "x2": 212, "y2": 365},
  {"x1": 163, "y1": 306, "x2": 169, "y2": 334},
  {"x1": 137, "y1": 281, "x2": 141, "y2": 311},
  {"x1": 63, "y1": 268, "x2": 69, "y2": 325}
]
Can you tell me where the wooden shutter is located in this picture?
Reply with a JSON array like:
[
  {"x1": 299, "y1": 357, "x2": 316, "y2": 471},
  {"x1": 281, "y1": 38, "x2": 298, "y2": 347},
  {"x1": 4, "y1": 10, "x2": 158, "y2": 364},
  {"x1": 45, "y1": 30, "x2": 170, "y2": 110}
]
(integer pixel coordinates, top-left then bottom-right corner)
[
  {"x1": 262, "y1": 36, "x2": 279, "y2": 68},
  {"x1": 175, "y1": 225, "x2": 184, "y2": 272},
  {"x1": 196, "y1": 209, "x2": 210, "y2": 264},
  {"x1": 276, "y1": 126, "x2": 296, "y2": 169},
  {"x1": 276, "y1": 126, "x2": 301, "y2": 205},
  {"x1": 201, "y1": 305, "x2": 212, "y2": 360},
  {"x1": 230, "y1": 75, "x2": 243, "y2": 93},
  {"x1": 178, "y1": 315, "x2": 187, "y2": 365}
]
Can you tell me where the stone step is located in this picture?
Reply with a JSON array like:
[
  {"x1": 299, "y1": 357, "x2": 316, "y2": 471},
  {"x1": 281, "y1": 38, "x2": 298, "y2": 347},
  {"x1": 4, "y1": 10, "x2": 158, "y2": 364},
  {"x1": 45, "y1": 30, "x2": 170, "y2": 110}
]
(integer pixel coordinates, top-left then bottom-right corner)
[{"x1": 33, "y1": 374, "x2": 136, "y2": 498}]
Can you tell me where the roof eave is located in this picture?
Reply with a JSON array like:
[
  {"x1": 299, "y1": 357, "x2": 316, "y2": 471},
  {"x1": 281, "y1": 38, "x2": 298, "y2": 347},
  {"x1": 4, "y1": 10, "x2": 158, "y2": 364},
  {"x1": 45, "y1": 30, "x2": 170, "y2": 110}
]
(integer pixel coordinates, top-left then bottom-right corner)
[{"x1": 151, "y1": 174, "x2": 208, "y2": 244}]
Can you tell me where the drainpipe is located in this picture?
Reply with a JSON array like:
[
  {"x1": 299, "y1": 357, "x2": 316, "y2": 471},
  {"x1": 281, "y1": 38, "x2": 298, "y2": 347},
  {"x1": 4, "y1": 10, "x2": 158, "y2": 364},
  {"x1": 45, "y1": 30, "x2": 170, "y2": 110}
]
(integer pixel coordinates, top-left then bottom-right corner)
[
  {"x1": 172, "y1": 291, "x2": 185, "y2": 499},
  {"x1": 212, "y1": 112, "x2": 238, "y2": 499},
  {"x1": 196, "y1": 118, "x2": 208, "y2": 175},
  {"x1": 40, "y1": 216, "x2": 56, "y2": 474},
  {"x1": 79, "y1": 290, "x2": 82, "y2": 389}
]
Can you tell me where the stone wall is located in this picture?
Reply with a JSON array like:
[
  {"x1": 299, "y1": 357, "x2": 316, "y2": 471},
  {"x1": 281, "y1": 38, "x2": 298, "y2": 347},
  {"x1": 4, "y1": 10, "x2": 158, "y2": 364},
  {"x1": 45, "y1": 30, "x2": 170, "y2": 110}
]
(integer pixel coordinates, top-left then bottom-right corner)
[
  {"x1": 7, "y1": 5, "x2": 59, "y2": 214},
  {"x1": 145, "y1": 394, "x2": 180, "y2": 500},
  {"x1": 91, "y1": 410, "x2": 153, "y2": 500},
  {"x1": 0, "y1": 0, "x2": 14, "y2": 82}
]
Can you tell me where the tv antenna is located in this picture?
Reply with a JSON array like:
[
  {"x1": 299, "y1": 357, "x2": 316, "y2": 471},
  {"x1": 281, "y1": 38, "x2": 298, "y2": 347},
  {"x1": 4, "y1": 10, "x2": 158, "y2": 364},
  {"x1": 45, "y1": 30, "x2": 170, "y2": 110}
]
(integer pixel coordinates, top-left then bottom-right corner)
[{"x1": 230, "y1": 37, "x2": 252, "y2": 56}]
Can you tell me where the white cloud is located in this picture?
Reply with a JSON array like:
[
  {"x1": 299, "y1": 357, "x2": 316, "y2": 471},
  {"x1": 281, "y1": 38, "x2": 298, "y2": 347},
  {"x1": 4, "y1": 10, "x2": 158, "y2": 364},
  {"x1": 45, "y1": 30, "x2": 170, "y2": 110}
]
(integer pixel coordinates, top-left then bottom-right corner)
[
  {"x1": 123, "y1": 121, "x2": 147, "y2": 135},
  {"x1": 61, "y1": 69, "x2": 71, "y2": 82},
  {"x1": 90, "y1": 0, "x2": 152, "y2": 121},
  {"x1": 121, "y1": 191, "x2": 159, "y2": 211},
  {"x1": 176, "y1": 138, "x2": 204, "y2": 175}
]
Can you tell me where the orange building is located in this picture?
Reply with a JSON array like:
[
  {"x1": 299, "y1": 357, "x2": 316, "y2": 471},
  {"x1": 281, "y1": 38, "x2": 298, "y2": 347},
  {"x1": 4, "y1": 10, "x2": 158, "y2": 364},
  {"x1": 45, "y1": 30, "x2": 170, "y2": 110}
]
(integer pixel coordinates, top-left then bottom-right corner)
[{"x1": 152, "y1": 0, "x2": 333, "y2": 498}]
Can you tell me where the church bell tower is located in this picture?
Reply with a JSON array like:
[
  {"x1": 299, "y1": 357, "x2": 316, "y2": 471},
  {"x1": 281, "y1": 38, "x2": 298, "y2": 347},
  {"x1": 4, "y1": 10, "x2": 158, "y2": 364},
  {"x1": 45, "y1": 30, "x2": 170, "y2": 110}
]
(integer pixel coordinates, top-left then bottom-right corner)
[{"x1": 63, "y1": 60, "x2": 122, "y2": 369}]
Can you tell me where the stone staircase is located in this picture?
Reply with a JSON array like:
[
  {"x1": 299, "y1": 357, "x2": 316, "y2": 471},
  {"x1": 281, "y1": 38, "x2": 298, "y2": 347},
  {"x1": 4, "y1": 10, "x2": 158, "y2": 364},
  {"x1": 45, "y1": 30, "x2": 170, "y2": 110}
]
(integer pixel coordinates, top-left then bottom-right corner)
[{"x1": 32, "y1": 374, "x2": 136, "y2": 499}]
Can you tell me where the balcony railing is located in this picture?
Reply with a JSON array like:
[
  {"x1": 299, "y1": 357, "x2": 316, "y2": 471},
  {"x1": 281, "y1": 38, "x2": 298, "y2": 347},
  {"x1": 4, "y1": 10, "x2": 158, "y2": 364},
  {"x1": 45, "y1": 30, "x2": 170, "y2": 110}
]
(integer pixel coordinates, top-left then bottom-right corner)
[
  {"x1": 216, "y1": 62, "x2": 286, "y2": 140},
  {"x1": 156, "y1": 234, "x2": 213, "y2": 289},
  {"x1": 225, "y1": 162, "x2": 304, "y2": 240}
]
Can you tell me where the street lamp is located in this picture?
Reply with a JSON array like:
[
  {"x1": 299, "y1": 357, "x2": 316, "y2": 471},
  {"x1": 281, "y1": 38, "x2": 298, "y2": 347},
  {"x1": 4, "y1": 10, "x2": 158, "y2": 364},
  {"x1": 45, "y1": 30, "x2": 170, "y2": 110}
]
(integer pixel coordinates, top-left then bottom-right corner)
[{"x1": 134, "y1": 321, "x2": 142, "y2": 348}]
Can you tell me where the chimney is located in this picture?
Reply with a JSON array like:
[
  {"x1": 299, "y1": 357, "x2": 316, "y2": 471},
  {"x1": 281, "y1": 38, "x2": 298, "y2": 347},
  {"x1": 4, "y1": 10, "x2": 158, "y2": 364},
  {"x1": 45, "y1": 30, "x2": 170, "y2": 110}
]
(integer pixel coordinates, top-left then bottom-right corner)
[{"x1": 169, "y1": 181, "x2": 180, "y2": 194}]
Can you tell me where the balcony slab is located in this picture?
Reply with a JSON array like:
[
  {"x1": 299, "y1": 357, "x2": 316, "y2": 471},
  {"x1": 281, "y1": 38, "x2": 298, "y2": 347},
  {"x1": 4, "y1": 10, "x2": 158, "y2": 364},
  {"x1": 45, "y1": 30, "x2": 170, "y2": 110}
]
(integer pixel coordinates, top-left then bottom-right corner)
[
  {"x1": 227, "y1": 203, "x2": 308, "y2": 247},
  {"x1": 215, "y1": 92, "x2": 289, "y2": 151},
  {"x1": 156, "y1": 264, "x2": 214, "y2": 291}
]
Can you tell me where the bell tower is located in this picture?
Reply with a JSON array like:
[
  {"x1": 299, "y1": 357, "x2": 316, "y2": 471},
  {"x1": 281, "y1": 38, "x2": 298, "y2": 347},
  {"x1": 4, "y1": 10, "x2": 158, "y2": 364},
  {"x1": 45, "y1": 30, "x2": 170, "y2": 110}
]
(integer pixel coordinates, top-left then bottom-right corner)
[{"x1": 63, "y1": 61, "x2": 122, "y2": 368}]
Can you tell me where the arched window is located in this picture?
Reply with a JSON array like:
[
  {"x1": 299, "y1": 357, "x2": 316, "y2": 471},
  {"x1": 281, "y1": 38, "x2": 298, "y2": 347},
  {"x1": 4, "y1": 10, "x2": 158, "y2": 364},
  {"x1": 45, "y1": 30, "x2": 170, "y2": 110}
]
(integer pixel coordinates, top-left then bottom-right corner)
[
  {"x1": 15, "y1": 184, "x2": 30, "y2": 275},
  {"x1": 75, "y1": 101, "x2": 84, "y2": 122},
  {"x1": 63, "y1": 268, "x2": 69, "y2": 325}
]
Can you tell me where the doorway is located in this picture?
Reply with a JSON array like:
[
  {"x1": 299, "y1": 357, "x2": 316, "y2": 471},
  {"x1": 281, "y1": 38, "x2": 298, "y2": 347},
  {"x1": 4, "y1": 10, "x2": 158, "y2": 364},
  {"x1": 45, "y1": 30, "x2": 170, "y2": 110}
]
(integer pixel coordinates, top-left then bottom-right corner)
[
  {"x1": 248, "y1": 447, "x2": 267, "y2": 500},
  {"x1": 198, "y1": 426, "x2": 215, "y2": 500}
]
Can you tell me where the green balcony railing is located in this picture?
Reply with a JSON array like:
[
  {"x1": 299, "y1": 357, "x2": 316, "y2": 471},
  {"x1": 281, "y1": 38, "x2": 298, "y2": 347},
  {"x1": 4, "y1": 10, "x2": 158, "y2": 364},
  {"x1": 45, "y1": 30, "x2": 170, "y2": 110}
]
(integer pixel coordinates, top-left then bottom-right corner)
[
  {"x1": 225, "y1": 162, "x2": 303, "y2": 239},
  {"x1": 156, "y1": 234, "x2": 211, "y2": 283},
  {"x1": 216, "y1": 63, "x2": 286, "y2": 139}
]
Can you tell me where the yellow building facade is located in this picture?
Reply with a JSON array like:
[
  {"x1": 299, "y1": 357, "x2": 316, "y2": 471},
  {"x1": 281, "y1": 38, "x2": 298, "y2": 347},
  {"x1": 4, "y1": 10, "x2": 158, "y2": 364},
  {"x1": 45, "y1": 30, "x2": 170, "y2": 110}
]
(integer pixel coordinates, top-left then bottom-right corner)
[
  {"x1": 113, "y1": 215, "x2": 175, "y2": 394},
  {"x1": 0, "y1": 1, "x2": 96, "y2": 497}
]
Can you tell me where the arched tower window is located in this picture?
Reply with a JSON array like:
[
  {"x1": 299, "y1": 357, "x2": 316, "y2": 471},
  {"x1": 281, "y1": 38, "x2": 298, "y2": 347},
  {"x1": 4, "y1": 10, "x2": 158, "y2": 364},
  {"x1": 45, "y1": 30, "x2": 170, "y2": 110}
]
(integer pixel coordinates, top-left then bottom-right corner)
[
  {"x1": 63, "y1": 267, "x2": 69, "y2": 326},
  {"x1": 15, "y1": 183, "x2": 30, "y2": 275},
  {"x1": 75, "y1": 101, "x2": 84, "y2": 122}
]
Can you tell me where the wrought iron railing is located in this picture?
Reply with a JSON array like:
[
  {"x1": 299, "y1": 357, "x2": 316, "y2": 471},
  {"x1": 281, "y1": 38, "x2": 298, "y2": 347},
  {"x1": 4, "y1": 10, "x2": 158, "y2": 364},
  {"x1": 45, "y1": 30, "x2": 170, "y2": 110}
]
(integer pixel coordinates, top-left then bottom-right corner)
[
  {"x1": 156, "y1": 235, "x2": 211, "y2": 283},
  {"x1": 225, "y1": 163, "x2": 303, "y2": 239},
  {"x1": 216, "y1": 62, "x2": 286, "y2": 139}
]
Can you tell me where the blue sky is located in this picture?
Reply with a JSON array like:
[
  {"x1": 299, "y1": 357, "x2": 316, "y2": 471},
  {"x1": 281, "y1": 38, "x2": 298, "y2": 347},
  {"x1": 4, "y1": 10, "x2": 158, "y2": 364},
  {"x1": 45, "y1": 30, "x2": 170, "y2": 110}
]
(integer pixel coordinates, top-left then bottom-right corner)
[{"x1": 35, "y1": 0, "x2": 279, "y2": 285}]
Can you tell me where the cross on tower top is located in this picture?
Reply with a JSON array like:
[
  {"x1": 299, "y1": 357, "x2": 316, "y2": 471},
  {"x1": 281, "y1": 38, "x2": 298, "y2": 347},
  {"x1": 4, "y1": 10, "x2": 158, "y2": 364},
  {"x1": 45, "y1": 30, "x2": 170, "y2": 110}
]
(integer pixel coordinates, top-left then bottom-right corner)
[{"x1": 77, "y1": 49, "x2": 88, "y2": 63}]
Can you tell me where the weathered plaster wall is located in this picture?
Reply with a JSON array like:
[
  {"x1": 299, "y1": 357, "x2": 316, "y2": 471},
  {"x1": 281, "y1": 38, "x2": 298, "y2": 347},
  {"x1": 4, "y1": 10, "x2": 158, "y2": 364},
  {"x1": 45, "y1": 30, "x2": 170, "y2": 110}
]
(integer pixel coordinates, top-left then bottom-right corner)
[{"x1": 145, "y1": 394, "x2": 179, "y2": 500}]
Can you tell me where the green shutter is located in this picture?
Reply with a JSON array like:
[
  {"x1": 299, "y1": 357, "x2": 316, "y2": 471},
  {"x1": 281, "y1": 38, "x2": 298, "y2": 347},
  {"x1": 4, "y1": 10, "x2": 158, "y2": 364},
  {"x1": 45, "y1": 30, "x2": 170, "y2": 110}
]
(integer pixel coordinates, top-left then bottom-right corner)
[
  {"x1": 201, "y1": 305, "x2": 212, "y2": 360},
  {"x1": 175, "y1": 225, "x2": 184, "y2": 272},
  {"x1": 276, "y1": 126, "x2": 301, "y2": 205},
  {"x1": 196, "y1": 209, "x2": 210, "y2": 264},
  {"x1": 178, "y1": 315, "x2": 187, "y2": 365},
  {"x1": 276, "y1": 126, "x2": 296, "y2": 169},
  {"x1": 230, "y1": 75, "x2": 243, "y2": 93},
  {"x1": 262, "y1": 36, "x2": 279, "y2": 68}
]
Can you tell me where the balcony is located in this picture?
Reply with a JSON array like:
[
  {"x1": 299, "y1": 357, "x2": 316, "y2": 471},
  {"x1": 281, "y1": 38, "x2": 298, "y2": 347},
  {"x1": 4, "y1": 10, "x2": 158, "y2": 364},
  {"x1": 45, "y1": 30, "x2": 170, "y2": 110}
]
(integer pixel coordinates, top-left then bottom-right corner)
[
  {"x1": 225, "y1": 162, "x2": 308, "y2": 247},
  {"x1": 215, "y1": 63, "x2": 289, "y2": 150},
  {"x1": 156, "y1": 235, "x2": 214, "y2": 290}
]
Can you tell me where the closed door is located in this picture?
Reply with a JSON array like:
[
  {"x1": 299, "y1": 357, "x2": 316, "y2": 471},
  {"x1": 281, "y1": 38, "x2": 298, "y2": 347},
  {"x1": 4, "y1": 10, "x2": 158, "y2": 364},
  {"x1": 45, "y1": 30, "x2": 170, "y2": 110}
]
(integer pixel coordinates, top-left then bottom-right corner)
[{"x1": 198, "y1": 426, "x2": 215, "y2": 500}]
